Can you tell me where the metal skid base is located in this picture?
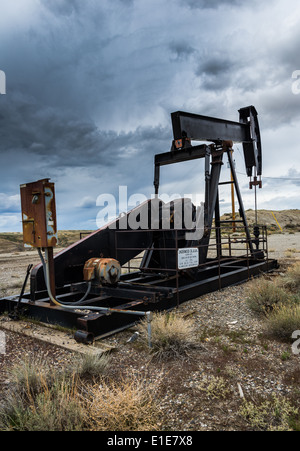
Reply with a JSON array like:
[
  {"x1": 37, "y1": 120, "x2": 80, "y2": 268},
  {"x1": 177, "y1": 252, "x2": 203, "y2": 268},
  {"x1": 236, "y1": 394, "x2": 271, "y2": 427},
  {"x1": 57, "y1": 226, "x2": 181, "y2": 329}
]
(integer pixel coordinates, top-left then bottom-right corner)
[{"x1": 0, "y1": 257, "x2": 278, "y2": 343}]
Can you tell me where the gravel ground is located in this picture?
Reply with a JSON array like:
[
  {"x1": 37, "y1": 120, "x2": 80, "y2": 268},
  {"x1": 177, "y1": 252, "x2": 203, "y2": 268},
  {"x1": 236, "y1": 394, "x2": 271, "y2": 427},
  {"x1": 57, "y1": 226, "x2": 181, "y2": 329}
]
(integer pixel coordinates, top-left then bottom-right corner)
[
  {"x1": 1, "y1": 272, "x2": 299, "y2": 431},
  {"x1": 0, "y1": 234, "x2": 300, "y2": 431},
  {"x1": 105, "y1": 278, "x2": 300, "y2": 431}
]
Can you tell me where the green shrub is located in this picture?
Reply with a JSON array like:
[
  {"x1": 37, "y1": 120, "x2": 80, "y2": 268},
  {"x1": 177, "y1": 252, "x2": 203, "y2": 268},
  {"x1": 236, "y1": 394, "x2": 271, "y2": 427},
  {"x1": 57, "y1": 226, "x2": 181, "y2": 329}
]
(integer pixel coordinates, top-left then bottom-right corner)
[
  {"x1": 246, "y1": 277, "x2": 291, "y2": 316},
  {"x1": 240, "y1": 394, "x2": 298, "y2": 431},
  {"x1": 71, "y1": 353, "x2": 110, "y2": 378},
  {"x1": 196, "y1": 375, "x2": 231, "y2": 400},
  {"x1": 0, "y1": 373, "x2": 85, "y2": 431},
  {"x1": 266, "y1": 304, "x2": 300, "y2": 342}
]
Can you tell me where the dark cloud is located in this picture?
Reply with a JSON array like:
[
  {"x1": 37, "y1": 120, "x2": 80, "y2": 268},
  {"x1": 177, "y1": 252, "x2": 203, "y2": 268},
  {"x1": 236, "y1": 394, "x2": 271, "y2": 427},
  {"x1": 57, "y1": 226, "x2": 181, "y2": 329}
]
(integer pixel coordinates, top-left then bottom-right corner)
[
  {"x1": 40, "y1": 0, "x2": 81, "y2": 16},
  {"x1": 0, "y1": 92, "x2": 170, "y2": 171},
  {"x1": 287, "y1": 169, "x2": 300, "y2": 186},
  {"x1": 0, "y1": 88, "x2": 171, "y2": 208},
  {"x1": 200, "y1": 57, "x2": 233, "y2": 77},
  {"x1": 0, "y1": 0, "x2": 299, "y2": 231},
  {"x1": 196, "y1": 53, "x2": 237, "y2": 91},
  {"x1": 184, "y1": 0, "x2": 244, "y2": 9},
  {"x1": 169, "y1": 42, "x2": 196, "y2": 61},
  {"x1": 0, "y1": 94, "x2": 104, "y2": 168},
  {"x1": 40, "y1": 0, "x2": 133, "y2": 18}
]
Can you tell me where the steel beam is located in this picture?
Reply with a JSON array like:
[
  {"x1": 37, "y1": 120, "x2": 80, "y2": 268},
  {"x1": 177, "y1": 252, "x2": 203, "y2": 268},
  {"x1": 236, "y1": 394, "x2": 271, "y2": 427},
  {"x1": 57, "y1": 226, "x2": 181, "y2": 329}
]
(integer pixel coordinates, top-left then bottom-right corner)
[
  {"x1": 171, "y1": 111, "x2": 249, "y2": 143},
  {"x1": 155, "y1": 144, "x2": 208, "y2": 166}
]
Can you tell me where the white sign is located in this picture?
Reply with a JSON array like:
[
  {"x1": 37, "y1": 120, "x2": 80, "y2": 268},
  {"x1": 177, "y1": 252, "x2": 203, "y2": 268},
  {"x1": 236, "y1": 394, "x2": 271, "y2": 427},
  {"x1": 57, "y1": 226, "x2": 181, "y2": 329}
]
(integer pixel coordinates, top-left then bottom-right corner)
[
  {"x1": 292, "y1": 330, "x2": 300, "y2": 355},
  {"x1": 178, "y1": 248, "x2": 199, "y2": 270}
]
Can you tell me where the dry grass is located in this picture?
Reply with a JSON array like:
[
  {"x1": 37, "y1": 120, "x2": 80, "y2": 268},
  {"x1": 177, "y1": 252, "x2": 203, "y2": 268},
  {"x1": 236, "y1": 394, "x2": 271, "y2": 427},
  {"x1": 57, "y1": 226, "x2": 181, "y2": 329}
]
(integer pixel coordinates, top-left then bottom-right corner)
[
  {"x1": 136, "y1": 311, "x2": 199, "y2": 361},
  {"x1": 282, "y1": 262, "x2": 300, "y2": 293},
  {"x1": 84, "y1": 378, "x2": 162, "y2": 431},
  {"x1": 0, "y1": 354, "x2": 161, "y2": 432},
  {"x1": 9, "y1": 356, "x2": 57, "y2": 399}
]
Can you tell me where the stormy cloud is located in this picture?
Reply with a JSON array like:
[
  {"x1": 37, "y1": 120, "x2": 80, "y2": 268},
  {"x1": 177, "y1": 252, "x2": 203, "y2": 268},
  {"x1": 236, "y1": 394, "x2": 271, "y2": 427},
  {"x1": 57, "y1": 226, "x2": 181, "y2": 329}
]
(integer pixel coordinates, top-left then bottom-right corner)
[
  {"x1": 0, "y1": 0, "x2": 299, "y2": 232},
  {"x1": 184, "y1": 0, "x2": 246, "y2": 10}
]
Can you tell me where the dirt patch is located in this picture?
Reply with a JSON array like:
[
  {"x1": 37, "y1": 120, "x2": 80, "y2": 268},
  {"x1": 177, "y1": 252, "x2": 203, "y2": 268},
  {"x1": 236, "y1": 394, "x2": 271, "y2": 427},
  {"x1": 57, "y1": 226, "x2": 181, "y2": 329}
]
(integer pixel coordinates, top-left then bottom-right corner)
[
  {"x1": 0, "y1": 230, "x2": 91, "y2": 255},
  {"x1": 0, "y1": 249, "x2": 64, "y2": 298},
  {"x1": 268, "y1": 232, "x2": 300, "y2": 261}
]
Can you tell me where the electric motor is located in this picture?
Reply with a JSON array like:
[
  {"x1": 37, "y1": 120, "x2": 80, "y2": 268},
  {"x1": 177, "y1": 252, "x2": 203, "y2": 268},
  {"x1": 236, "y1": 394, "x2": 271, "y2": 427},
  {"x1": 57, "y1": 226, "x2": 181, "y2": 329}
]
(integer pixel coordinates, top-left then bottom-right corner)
[{"x1": 83, "y1": 258, "x2": 121, "y2": 286}]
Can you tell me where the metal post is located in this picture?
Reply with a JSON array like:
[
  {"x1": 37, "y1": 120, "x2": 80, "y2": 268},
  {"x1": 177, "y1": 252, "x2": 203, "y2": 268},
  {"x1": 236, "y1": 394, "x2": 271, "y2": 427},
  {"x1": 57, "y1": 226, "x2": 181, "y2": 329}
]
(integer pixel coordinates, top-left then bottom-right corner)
[
  {"x1": 146, "y1": 311, "x2": 153, "y2": 349},
  {"x1": 227, "y1": 149, "x2": 255, "y2": 258},
  {"x1": 228, "y1": 235, "x2": 232, "y2": 257},
  {"x1": 204, "y1": 146, "x2": 211, "y2": 227},
  {"x1": 154, "y1": 164, "x2": 160, "y2": 196},
  {"x1": 215, "y1": 191, "x2": 222, "y2": 260},
  {"x1": 230, "y1": 150, "x2": 236, "y2": 233},
  {"x1": 175, "y1": 229, "x2": 180, "y2": 309}
]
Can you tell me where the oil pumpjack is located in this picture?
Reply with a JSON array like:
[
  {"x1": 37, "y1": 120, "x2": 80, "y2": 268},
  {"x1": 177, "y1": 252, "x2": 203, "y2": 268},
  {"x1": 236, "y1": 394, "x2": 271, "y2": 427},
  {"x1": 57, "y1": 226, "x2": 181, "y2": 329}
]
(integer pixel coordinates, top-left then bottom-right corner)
[{"x1": 0, "y1": 106, "x2": 278, "y2": 343}]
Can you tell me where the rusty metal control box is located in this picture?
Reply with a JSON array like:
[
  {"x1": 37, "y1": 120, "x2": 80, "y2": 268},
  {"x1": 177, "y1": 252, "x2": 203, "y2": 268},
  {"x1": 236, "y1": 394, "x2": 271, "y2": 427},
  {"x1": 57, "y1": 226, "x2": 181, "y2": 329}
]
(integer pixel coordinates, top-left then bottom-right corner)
[{"x1": 20, "y1": 179, "x2": 58, "y2": 248}]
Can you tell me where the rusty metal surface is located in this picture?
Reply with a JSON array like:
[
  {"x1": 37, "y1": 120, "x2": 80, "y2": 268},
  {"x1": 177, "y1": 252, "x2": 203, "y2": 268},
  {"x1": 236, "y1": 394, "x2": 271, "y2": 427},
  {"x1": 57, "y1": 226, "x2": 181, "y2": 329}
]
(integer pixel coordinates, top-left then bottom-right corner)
[{"x1": 20, "y1": 179, "x2": 58, "y2": 249}]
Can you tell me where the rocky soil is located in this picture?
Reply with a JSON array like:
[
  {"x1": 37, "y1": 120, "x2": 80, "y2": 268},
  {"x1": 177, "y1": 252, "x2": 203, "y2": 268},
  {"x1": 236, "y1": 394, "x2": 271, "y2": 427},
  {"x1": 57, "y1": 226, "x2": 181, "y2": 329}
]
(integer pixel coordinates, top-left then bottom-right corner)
[{"x1": 3, "y1": 278, "x2": 300, "y2": 431}]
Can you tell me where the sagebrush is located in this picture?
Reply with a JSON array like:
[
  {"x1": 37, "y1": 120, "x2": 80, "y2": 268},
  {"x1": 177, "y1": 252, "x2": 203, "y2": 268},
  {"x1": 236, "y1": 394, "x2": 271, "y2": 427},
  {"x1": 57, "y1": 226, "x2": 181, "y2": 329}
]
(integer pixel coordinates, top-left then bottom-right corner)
[
  {"x1": 137, "y1": 311, "x2": 198, "y2": 361},
  {"x1": 246, "y1": 277, "x2": 291, "y2": 316},
  {"x1": 266, "y1": 304, "x2": 300, "y2": 341}
]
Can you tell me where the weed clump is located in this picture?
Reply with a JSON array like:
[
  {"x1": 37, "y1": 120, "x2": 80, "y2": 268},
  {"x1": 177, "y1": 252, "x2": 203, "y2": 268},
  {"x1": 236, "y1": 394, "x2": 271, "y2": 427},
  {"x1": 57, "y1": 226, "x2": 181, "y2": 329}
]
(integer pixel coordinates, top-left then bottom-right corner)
[
  {"x1": 196, "y1": 375, "x2": 231, "y2": 400},
  {"x1": 265, "y1": 304, "x2": 300, "y2": 342},
  {"x1": 136, "y1": 311, "x2": 199, "y2": 361},
  {"x1": 240, "y1": 394, "x2": 299, "y2": 431},
  {"x1": 0, "y1": 353, "x2": 161, "y2": 432},
  {"x1": 70, "y1": 353, "x2": 110, "y2": 378},
  {"x1": 247, "y1": 263, "x2": 300, "y2": 341},
  {"x1": 282, "y1": 262, "x2": 300, "y2": 294},
  {"x1": 86, "y1": 378, "x2": 161, "y2": 431},
  {"x1": 0, "y1": 358, "x2": 85, "y2": 431},
  {"x1": 246, "y1": 277, "x2": 290, "y2": 316}
]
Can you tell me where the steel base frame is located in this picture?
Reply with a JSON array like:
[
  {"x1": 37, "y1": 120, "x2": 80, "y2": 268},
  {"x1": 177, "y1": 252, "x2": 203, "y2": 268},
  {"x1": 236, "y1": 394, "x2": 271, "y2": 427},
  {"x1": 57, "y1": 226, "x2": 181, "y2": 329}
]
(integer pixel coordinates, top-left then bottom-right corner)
[{"x1": 0, "y1": 257, "x2": 278, "y2": 342}]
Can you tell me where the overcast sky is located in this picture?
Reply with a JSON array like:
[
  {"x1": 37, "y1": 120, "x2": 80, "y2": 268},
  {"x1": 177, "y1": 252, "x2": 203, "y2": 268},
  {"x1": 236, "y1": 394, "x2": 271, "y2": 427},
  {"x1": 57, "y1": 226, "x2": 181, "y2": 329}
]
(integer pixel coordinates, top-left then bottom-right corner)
[{"x1": 0, "y1": 0, "x2": 300, "y2": 232}]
